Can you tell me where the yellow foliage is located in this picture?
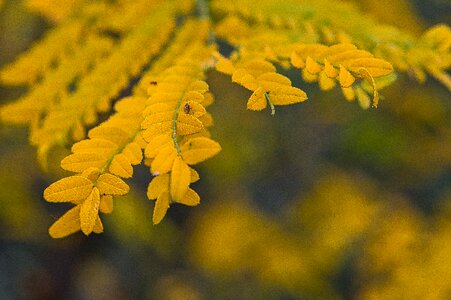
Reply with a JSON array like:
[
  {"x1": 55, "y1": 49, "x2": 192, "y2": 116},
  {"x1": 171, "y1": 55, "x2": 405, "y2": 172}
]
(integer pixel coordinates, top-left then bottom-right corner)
[
  {"x1": 0, "y1": 0, "x2": 449, "y2": 238},
  {"x1": 25, "y1": 0, "x2": 83, "y2": 22}
]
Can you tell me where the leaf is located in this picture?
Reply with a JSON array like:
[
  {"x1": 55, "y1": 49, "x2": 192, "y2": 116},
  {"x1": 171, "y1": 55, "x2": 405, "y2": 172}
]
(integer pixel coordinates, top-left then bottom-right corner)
[
  {"x1": 147, "y1": 174, "x2": 170, "y2": 200},
  {"x1": 81, "y1": 167, "x2": 100, "y2": 182},
  {"x1": 232, "y1": 70, "x2": 259, "y2": 91},
  {"x1": 153, "y1": 190, "x2": 170, "y2": 224},
  {"x1": 99, "y1": 195, "x2": 113, "y2": 214},
  {"x1": 96, "y1": 173, "x2": 129, "y2": 195},
  {"x1": 305, "y1": 56, "x2": 322, "y2": 74},
  {"x1": 327, "y1": 49, "x2": 372, "y2": 64},
  {"x1": 215, "y1": 56, "x2": 236, "y2": 75},
  {"x1": 339, "y1": 65, "x2": 356, "y2": 88},
  {"x1": 202, "y1": 92, "x2": 215, "y2": 107},
  {"x1": 270, "y1": 86, "x2": 308, "y2": 105},
  {"x1": 49, "y1": 205, "x2": 81, "y2": 239},
  {"x1": 109, "y1": 153, "x2": 133, "y2": 178},
  {"x1": 71, "y1": 138, "x2": 117, "y2": 154},
  {"x1": 88, "y1": 126, "x2": 130, "y2": 146},
  {"x1": 170, "y1": 156, "x2": 191, "y2": 202},
  {"x1": 190, "y1": 167, "x2": 200, "y2": 183},
  {"x1": 183, "y1": 91, "x2": 204, "y2": 103},
  {"x1": 144, "y1": 134, "x2": 172, "y2": 158},
  {"x1": 347, "y1": 58, "x2": 393, "y2": 77},
  {"x1": 44, "y1": 176, "x2": 93, "y2": 203},
  {"x1": 141, "y1": 112, "x2": 173, "y2": 135},
  {"x1": 290, "y1": 51, "x2": 305, "y2": 68},
  {"x1": 175, "y1": 188, "x2": 200, "y2": 206},
  {"x1": 241, "y1": 59, "x2": 276, "y2": 78},
  {"x1": 324, "y1": 59, "x2": 338, "y2": 78},
  {"x1": 122, "y1": 142, "x2": 143, "y2": 165},
  {"x1": 257, "y1": 72, "x2": 292, "y2": 91},
  {"x1": 176, "y1": 113, "x2": 203, "y2": 135},
  {"x1": 247, "y1": 87, "x2": 267, "y2": 111},
  {"x1": 151, "y1": 145, "x2": 177, "y2": 174},
  {"x1": 80, "y1": 187, "x2": 101, "y2": 235},
  {"x1": 319, "y1": 71, "x2": 336, "y2": 91},
  {"x1": 93, "y1": 216, "x2": 104, "y2": 234},
  {"x1": 322, "y1": 43, "x2": 357, "y2": 58},
  {"x1": 341, "y1": 86, "x2": 356, "y2": 101},
  {"x1": 181, "y1": 137, "x2": 221, "y2": 165},
  {"x1": 188, "y1": 80, "x2": 209, "y2": 94},
  {"x1": 355, "y1": 86, "x2": 371, "y2": 109},
  {"x1": 61, "y1": 153, "x2": 107, "y2": 172},
  {"x1": 143, "y1": 103, "x2": 175, "y2": 116}
]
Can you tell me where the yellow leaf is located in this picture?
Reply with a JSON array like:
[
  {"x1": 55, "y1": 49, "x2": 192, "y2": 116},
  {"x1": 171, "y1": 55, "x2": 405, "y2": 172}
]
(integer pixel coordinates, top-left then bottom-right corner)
[
  {"x1": 170, "y1": 156, "x2": 191, "y2": 202},
  {"x1": 241, "y1": 59, "x2": 276, "y2": 78},
  {"x1": 175, "y1": 188, "x2": 200, "y2": 206},
  {"x1": 81, "y1": 167, "x2": 100, "y2": 182},
  {"x1": 198, "y1": 112, "x2": 214, "y2": 127},
  {"x1": 324, "y1": 59, "x2": 338, "y2": 78},
  {"x1": 114, "y1": 96, "x2": 147, "y2": 113},
  {"x1": 93, "y1": 216, "x2": 104, "y2": 234},
  {"x1": 99, "y1": 195, "x2": 113, "y2": 214},
  {"x1": 151, "y1": 145, "x2": 177, "y2": 174},
  {"x1": 183, "y1": 91, "x2": 204, "y2": 103},
  {"x1": 44, "y1": 176, "x2": 93, "y2": 203},
  {"x1": 355, "y1": 87, "x2": 371, "y2": 109},
  {"x1": 181, "y1": 137, "x2": 221, "y2": 165},
  {"x1": 327, "y1": 49, "x2": 372, "y2": 64},
  {"x1": 339, "y1": 65, "x2": 356, "y2": 88},
  {"x1": 232, "y1": 69, "x2": 259, "y2": 91},
  {"x1": 109, "y1": 153, "x2": 133, "y2": 178},
  {"x1": 341, "y1": 87, "x2": 356, "y2": 101},
  {"x1": 247, "y1": 87, "x2": 267, "y2": 111},
  {"x1": 319, "y1": 71, "x2": 336, "y2": 91},
  {"x1": 80, "y1": 187, "x2": 100, "y2": 235},
  {"x1": 147, "y1": 174, "x2": 169, "y2": 200},
  {"x1": 144, "y1": 134, "x2": 172, "y2": 158},
  {"x1": 305, "y1": 56, "x2": 322, "y2": 74},
  {"x1": 292, "y1": 44, "x2": 328, "y2": 61},
  {"x1": 122, "y1": 142, "x2": 142, "y2": 165},
  {"x1": 257, "y1": 72, "x2": 292, "y2": 91},
  {"x1": 143, "y1": 103, "x2": 175, "y2": 116},
  {"x1": 202, "y1": 92, "x2": 214, "y2": 107},
  {"x1": 322, "y1": 43, "x2": 357, "y2": 58},
  {"x1": 141, "y1": 112, "x2": 173, "y2": 135},
  {"x1": 88, "y1": 126, "x2": 130, "y2": 146},
  {"x1": 153, "y1": 190, "x2": 170, "y2": 224},
  {"x1": 190, "y1": 167, "x2": 200, "y2": 183},
  {"x1": 60, "y1": 153, "x2": 106, "y2": 172},
  {"x1": 49, "y1": 205, "x2": 81, "y2": 239},
  {"x1": 215, "y1": 56, "x2": 236, "y2": 75},
  {"x1": 188, "y1": 80, "x2": 209, "y2": 94},
  {"x1": 96, "y1": 173, "x2": 129, "y2": 195},
  {"x1": 177, "y1": 113, "x2": 203, "y2": 135},
  {"x1": 290, "y1": 51, "x2": 305, "y2": 68},
  {"x1": 270, "y1": 86, "x2": 308, "y2": 105},
  {"x1": 347, "y1": 58, "x2": 393, "y2": 77},
  {"x1": 301, "y1": 68, "x2": 318, "y2": 83}
]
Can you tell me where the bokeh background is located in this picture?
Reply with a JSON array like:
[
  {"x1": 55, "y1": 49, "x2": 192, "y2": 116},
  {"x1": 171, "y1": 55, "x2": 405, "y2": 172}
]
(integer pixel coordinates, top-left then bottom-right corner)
[{"x1": 0, "y1": 0, "x2": 450, "y2": 299}]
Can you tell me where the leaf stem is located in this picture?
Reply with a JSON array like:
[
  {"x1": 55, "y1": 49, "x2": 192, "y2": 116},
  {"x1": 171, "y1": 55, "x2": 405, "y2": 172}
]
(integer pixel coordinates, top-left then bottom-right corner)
[
  {"x1": 265, "y1": 92, "x2": 276, "y2": 116},
  {"x1": 172, "y1": 96, "x2": 183, "y2": 156}
]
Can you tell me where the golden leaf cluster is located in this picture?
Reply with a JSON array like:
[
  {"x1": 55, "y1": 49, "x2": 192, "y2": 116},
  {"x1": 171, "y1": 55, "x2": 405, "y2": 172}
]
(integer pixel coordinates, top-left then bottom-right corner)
[{"x1": 0, "y1": 0, "x2": 449, "y2": 237}]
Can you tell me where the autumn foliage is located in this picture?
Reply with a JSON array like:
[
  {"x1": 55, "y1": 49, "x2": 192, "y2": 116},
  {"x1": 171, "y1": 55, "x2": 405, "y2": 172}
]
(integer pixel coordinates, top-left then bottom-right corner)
[{"x1": 0, "y1": 0, "x2": 449, "y2": 238}]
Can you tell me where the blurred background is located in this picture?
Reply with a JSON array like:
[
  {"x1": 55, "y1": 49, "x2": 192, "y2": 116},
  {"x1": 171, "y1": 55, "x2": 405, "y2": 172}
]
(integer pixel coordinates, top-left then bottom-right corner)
[{"x1": 0, "y1": 0, "x2": 450, "y2": 299}]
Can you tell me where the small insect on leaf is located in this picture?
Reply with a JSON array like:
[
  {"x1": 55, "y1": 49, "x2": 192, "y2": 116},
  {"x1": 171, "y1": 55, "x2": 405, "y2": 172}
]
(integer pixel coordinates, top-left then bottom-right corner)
[
  {"x1": 184, "y1": 103, "x2": 191, "y2": 114},
  {"x1": 150, "y1": 81, "x2": 158, "y2": 85}
]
